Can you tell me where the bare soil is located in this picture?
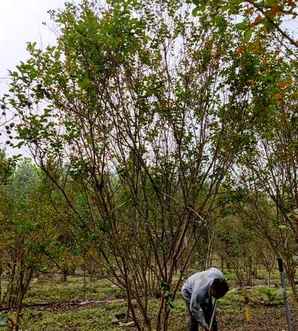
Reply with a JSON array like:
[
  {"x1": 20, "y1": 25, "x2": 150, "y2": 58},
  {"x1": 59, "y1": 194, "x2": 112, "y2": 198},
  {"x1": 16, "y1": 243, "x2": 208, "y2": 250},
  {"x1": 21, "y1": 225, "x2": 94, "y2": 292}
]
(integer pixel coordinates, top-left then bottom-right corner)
[{"x1": 171, "y1": 304, "x2": 298, "y2": 330}]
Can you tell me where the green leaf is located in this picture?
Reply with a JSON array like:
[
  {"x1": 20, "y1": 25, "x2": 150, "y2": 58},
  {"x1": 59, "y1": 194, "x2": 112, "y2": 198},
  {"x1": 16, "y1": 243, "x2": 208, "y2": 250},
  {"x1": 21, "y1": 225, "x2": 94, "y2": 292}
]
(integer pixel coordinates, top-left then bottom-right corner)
[
  {"x1": 79, "y1": 77, "x2": 90, "y2": 89},
  {"x1": 244, "y1": 29, "x2": 252, "y2": 42},
  {"x1": 0, "y1": 314, "x2": 8, "y2": 327}
]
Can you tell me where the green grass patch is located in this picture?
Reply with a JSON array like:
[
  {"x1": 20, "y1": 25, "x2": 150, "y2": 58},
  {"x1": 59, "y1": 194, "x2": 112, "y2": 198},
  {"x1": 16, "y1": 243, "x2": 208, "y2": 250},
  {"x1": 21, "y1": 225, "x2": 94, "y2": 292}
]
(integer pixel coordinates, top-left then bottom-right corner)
[
  {"x1": 22, "y1": 307, "x2": 124, "y2": 331},
  {"x1": 24, "y1": 277, "x2": 125, "y2": 304}
]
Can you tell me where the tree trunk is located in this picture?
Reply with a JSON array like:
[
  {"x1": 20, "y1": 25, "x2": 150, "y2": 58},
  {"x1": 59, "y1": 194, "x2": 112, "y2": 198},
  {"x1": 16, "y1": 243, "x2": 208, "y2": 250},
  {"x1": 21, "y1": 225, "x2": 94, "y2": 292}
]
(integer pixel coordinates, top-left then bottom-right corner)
[
  {"x1": 61, "y1": 269, "x2": 68, "y2": 282},
  {"x1": 268, "y1": 271, "x2": 271, "y2": 287},
  {"x1": 156, "y1": 297, "x2": 170, "y2": 331},
  {"x1": 287, "y1": 270, "x2": 298, "y2": 303},
  {"x1": 0, "y1": 261, "x2": 2, "y2": 303}
]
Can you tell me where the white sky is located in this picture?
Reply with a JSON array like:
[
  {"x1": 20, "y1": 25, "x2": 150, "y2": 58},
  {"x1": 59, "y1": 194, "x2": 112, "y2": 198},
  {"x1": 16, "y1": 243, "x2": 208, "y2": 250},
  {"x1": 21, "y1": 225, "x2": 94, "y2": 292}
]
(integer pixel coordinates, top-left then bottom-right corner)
[
  {"x1": 0, "y1": 0, "x2": 73, "y2": 155},
  {"x1": 0, "y1": 1, "x2": 71, "y2": 87}
]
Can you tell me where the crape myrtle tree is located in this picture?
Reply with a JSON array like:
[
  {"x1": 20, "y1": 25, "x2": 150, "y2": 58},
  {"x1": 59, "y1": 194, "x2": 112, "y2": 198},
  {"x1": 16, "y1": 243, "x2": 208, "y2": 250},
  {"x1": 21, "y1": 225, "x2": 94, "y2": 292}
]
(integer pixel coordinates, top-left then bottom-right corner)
[
  {"x1": 236, "y1": 44, "x2": 297, "y2": 231},
  {"x1": 0, "y1": 156, "x2": 85, "y2": 330},
  {"x1": 214, "y1": 214, "x2": 258, "y2": 287},
  {"x1": 0, "y1": 160, "x2": 39, "y2": 310},
  {"x1": 234, "y1": 51, "x2": 298, "y2": 298},
  {"x1": 0, "y1": 159, "x2": 58, "y2": 330},
  {"x1": 242, "y1": 192, "x2": 297, "y2": 298},
  {"x1": 220, "y1": 184, "x2": 298, "y2": 297},
  {"x1": 0, "y1": 151, "x2": 16, "y2": 306},
  {"x1": 192, "y1": 0, "x2": 298, "y2": 299},
  {"x1": 38, "y1": 160, "x2": 86, "y2": 282},
  {"x1": 4, "y1": 0, "x2": 257, "y2": 329},
  {"x1": 232, "y1": 168, "x2": 297, "y2": 300},
  {"x1": 214, "y1": 188, "x2": 287, "y2": 287}
]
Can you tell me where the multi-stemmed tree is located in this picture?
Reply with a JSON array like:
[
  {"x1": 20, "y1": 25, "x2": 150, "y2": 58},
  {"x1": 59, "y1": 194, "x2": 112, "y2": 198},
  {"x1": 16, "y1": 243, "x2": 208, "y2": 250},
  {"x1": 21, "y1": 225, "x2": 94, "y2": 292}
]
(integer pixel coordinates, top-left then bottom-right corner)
[
  {"x1": 3, "y1": 0, "x2": 296, "y2": 329},
  {"x1": 3, "y1": 1, "x2": 257, "y2": 329}
]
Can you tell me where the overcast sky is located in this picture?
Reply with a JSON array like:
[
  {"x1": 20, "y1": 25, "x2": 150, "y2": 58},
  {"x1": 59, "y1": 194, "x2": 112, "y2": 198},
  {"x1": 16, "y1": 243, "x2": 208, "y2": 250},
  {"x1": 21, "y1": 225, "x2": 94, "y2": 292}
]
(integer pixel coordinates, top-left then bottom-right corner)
[
  {"x1": 0, "y1": 1, "x2": 74, "y2": 92},
  {"x1": 0, "y1": 0, "x2": 75, "y2": 155}
]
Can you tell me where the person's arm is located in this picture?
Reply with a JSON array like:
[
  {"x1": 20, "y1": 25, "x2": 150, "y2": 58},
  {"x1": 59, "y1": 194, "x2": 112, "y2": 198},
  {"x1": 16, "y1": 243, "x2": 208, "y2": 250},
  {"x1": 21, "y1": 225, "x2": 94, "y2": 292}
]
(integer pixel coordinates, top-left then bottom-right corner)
[{"x1": 190, "y1": 296, "x2": 209, "y2": 330}]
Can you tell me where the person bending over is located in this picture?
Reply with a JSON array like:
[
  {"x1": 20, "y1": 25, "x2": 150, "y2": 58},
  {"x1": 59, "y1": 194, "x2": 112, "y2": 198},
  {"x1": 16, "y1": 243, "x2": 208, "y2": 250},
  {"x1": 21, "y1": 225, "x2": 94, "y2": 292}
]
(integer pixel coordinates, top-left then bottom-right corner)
[{"x1": 181, "y1": 267, "x2": 229, "y2": 331}]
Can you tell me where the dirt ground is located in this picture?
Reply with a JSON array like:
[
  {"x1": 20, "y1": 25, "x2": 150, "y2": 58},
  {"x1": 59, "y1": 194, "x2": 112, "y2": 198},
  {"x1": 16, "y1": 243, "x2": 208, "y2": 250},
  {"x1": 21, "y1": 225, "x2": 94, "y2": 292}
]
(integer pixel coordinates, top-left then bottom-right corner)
[
  {"x1": 170, "y1": 300, "x2": 298, "y2": 330},
  {"x1": 218, "y1": 306, "x2": 296, "y2": 331}
]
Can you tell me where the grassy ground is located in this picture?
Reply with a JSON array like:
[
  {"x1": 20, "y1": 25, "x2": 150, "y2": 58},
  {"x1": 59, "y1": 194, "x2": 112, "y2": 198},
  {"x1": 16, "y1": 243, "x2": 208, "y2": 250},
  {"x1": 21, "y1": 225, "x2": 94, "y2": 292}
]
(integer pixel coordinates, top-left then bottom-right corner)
[{"x1": 0, "y1": 275, "x2": 297, "y2": 330}]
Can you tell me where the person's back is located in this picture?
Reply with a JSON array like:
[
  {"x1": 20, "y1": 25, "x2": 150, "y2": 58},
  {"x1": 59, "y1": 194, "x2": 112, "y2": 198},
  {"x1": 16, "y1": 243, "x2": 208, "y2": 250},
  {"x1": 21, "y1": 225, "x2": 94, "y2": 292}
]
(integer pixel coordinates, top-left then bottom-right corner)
[{"x1": 182, "y1": 267, "x2": 224, "y2": 303}]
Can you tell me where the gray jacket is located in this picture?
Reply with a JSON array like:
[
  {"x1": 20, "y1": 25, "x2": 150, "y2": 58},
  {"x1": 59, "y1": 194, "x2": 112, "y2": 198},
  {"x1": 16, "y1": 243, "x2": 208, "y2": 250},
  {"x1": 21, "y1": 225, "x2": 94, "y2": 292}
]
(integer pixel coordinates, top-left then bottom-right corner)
[{"x1": 181, "y1": 267, "x2": 224, "y2": 328}]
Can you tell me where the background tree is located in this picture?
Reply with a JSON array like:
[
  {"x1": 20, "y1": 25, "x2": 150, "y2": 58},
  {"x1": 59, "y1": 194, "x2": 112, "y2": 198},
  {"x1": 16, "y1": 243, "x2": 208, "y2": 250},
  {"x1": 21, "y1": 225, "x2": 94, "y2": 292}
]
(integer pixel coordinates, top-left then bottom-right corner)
[{"x1": 0, "y1": 160, "x2": 53, "y2": 329}]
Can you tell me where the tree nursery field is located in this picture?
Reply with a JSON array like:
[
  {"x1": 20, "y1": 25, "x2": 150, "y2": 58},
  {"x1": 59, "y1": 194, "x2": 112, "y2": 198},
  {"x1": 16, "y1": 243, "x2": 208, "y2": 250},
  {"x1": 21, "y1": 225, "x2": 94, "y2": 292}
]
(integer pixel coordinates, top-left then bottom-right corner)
[
  {"x1": 0, "y1": 0, "x2": 297, "y2": 330},
  {"x1": 0, "y1": 274, "x2": 297, "y2": 330}
]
